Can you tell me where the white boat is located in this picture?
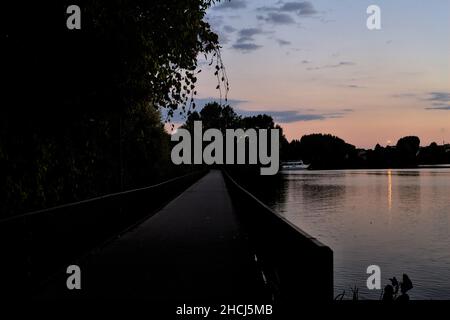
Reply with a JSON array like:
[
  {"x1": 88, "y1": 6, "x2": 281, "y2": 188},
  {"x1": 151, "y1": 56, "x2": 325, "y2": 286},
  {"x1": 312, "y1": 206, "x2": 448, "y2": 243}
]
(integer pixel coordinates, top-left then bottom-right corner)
[{"x1": 281, "y1": 161, "x2": 310, "y2": 171}]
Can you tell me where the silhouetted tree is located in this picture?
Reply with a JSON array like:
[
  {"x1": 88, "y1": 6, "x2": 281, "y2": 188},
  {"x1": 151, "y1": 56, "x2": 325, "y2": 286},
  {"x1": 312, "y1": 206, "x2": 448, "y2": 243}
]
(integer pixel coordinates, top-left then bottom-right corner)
[
  {"x1": 418, "y1": 142, "x2": 450, "y2": 165},
  {"x1": 184, "y1": 102, "x2": 240, "y2": 132},
  {"x1": 1, "y1": 1, "x2": 225, "y2": 217},
  {"x1": 396, "y1": 136, "x2": 420, "y2": 167},
  {"x1": 296, "y1": 134, "x2": 357, "y2": 169},
  {"x1": 240, "y1": 114, "x2": 274, "y2": 130},
  {"x1": 181, "y1": 102, "x2": 288, "y2": 175}
]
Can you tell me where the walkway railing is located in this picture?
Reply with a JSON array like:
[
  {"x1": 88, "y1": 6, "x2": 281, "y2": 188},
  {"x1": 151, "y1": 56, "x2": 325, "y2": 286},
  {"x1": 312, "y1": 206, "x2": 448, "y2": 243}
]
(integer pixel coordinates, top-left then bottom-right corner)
[
  {"x1": 0, "y1": 170, "x2": 207, "y2": 295},
  {"x1": 223, "y1": 171, "x2": 333, "y2": 303}
]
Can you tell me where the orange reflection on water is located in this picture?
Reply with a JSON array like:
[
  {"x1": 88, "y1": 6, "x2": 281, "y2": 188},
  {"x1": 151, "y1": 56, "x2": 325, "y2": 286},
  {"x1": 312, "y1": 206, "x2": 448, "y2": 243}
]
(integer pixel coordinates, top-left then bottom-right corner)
[{"x1": 388, "y1": 169, "x2": 393, "y2": 211}]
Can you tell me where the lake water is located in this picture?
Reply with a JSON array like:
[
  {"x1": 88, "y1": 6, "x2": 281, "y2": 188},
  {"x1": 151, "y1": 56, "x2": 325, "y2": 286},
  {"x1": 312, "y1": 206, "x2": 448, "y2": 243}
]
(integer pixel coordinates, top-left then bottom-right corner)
[{"x1": 267, "y1": 169, "x2": 450, "y2": 300}]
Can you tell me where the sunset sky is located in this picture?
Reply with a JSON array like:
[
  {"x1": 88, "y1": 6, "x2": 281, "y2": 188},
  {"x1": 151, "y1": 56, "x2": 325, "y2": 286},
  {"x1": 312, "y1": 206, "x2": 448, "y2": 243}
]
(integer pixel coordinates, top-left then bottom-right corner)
[{"x1": 191, "y1": 0, "x2": 450, "y2": 148}]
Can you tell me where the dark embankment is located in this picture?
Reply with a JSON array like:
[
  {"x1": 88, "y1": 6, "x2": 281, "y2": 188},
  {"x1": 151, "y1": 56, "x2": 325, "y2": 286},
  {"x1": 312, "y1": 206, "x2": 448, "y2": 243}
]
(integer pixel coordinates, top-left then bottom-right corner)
[{"x1": 0, "y1": 170, "x2": 207, "y2": 297}]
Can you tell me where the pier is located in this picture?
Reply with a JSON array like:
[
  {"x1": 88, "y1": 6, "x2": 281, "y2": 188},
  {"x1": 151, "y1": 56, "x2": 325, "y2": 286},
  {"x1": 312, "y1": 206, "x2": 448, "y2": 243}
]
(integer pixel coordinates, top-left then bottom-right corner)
[{"x1": 1, "y1": 170, "x2": 333, "y2": 303}]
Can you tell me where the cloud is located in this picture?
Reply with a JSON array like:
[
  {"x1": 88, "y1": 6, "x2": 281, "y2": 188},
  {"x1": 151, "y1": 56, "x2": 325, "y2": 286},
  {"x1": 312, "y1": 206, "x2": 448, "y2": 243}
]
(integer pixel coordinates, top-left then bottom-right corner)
[
  {"x1": 236, "y1": 108, "x2": 353, "y2": 123},
  {"x1": 393, "y1": 92, "x2": 450, "y2": 102},
  {"x1": 212, "y1": 0, "x2": 246, "y2": 10},
  {"x1": 391, "y1": 93, "x2": 418, "y2": 99},
  {"x1": 283, "y1": 1, "x2": 317, "y2": 15},
  {"x1": 232, "y1": 43, "x2": 263, "y2": 52},
  {"x1": 333, "y1": 61, "x2": 355, "y2": 66},
  {"x1": 223, "y1": 25, "x2": 236, "y2": 33},
  {"x1": 425, "y1": 92, "x2": 450, "y2": 110},
  {"x1": 307, "y1": 61, "x2": 356, "y2": 71},
  {"x1": 319, "y1": 17, "x2": 335, "y2": 24},
  {"x1": 234, "y1": 27, "x2": 266, "y2": 43},
  {"x1": 258, "y1": 1, "x2": 317, "y2": 16},
  {"x1": 257, "y1": 12, "x2": 295, "y2": 24},
  {"x1": 276, "y1": 39, "x2": 291, "y2": 46},
  {"x1": 232, "y1": 28, "x2": 266, "y2": 52},
  {"x1": 428, "y1": 92, "x2": 450, "y2": 102},
  {"x1": 426, "y1": 105, "x2": 450, "y2": 110},
  {"x1": 164, "y1": 102, "x2": 354, "y2": 124},
  {"x1": 236, "y1": 36, "x2": 254, "y2": 43},
  {"x1": 238, "y1": 27, "x2": 265, "y2": 38},
  {"x1": 393, "y1": 91, "x2": 450, "y2": 111}
]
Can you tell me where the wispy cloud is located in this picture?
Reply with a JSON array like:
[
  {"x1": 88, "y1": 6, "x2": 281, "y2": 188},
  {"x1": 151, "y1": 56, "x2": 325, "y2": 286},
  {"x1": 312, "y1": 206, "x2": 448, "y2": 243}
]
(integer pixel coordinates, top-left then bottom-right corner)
[
  {"x1": 426, "y1": 105, "x2": 450, "y2": 110},
  {"x1": 276, "y1": 39, "x2": 292, "y2": 46},
  {"x1": 232, "y1": 43, "x2": 263, "y2": 52},
  {"x1": 257, "y1": 12, "x2": 296, "y2": 25},
  {"x1": 212, "y1": 0, "x2": 247, "y2": 10},
  {"x1": 425, "y1": 91, "x2": 450, "y2": 110},
  {"x1": 428, "y1": 92, "x2": 450, "y2": 102},
  {"x1": 391, "y1": 93, "x2": 418, "y2": 99},
  {"x1": 235, "y1": 36, "x2": 254, "y2": 43},
  {"x1": 236, "y1": 108, "x2": 354, "y2": 123},
  {"x1": 307, "y1": 61, "x2": 356, "y2": 71},
  {"x1": 258, "y1": 1, "x2": 318, "y2": 16},
  {"x1": 238, "y1": 27, "x2": 266, "y2": 38},
  {"x1": 393, "y1": 91, "x2": 450, "y2": 111},
  {"x1": 256, "y1": 1, "x2": 318, "y2": 26},
  {"x1": 232, "y1": 27, "x2": 266, "y2": 52},
  {"x1": 223, "y1": 25, "x2": 237, "y2": 33},
  {"x1": 235, "y1": 27, "x2": 266, "y2": 43},
  {"x1": 163, "y1": 101, "x2": 354, "y2": 124}
]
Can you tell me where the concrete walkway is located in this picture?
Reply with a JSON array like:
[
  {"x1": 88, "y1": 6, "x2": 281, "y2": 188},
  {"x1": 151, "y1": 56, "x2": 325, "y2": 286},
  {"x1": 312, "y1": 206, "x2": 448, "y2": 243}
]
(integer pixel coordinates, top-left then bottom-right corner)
[{"x1": 37, "y1": 170, "x2": 268, "y2": 301}]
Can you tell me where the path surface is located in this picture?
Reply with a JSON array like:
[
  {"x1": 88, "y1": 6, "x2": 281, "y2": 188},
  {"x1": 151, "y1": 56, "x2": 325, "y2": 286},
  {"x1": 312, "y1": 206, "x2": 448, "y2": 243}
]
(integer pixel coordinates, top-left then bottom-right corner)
[{"x1": 37, "y1": 170, "x2": 268, "y2": 301}]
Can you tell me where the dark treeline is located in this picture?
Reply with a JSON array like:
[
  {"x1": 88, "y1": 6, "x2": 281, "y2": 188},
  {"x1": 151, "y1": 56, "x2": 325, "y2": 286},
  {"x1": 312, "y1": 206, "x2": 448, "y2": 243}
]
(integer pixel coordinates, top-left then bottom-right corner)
[
  {"x1": 181, "y1": 103, "x2": 450, "y2": 171},
  {"x1": 284, "y1": 134, "x2": 450, "y2": 169},
  {"x1": 179, "y1": 102, "x2": 286, "y2": 177},
  {"x1": 0, "y1": 1, "x2": 223, "y2": 218},
  {"x1": 180, "y1": 102, "x2": 286, "y2": 197},
  {"x1": 182, "y1": 102, "x2": 284, "y2": 132}
]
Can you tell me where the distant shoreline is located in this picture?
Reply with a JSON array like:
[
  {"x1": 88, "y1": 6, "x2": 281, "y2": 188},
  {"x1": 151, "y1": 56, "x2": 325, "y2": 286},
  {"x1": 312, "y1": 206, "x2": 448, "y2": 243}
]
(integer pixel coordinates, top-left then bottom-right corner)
[
  {"x1": 417, "y1": 164, "x2": 450, "y2": 168},
  {"x1": 292, "y1": 164, "x2": 450, "y2": 171}
]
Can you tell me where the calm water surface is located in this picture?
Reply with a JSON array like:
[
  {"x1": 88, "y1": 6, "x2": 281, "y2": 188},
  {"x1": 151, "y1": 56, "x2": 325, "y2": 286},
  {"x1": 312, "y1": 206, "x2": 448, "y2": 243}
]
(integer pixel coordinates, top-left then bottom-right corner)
[{"x1": 268, "y1": 169, "x2": 450, "y2": 300}]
